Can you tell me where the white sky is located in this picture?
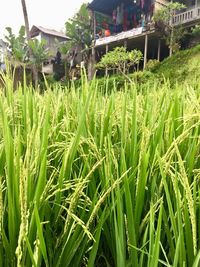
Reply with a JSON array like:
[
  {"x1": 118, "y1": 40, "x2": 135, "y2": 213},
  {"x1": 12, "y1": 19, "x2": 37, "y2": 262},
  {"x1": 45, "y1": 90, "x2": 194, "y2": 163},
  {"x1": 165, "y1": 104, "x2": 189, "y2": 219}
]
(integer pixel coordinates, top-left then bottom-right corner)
[{"x1": 0, "y1": 0, "x2": 91, "y2": 39}]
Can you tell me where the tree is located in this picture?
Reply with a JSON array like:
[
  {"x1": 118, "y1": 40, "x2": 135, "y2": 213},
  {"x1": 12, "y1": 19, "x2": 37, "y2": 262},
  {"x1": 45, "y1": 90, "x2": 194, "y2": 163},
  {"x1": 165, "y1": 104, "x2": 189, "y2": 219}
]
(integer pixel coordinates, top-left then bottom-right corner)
[
  {"x1": 65, "y1": 3, "x2": 92, "y2": 49},
  {"x1": 154, "y1": 2, "x2": 186, "y2": 56},
  {"x1": 20, "y1": 0, "x2": 39, "y2": 86},
  {"x1": 5, "y1": 26, "x2": 28, "y2": 62},
  {"x1": 64, "y1": 3, "x2": 94, "y2": 79},
  {"x1": 28, "y1": 39, "x2": 49, "y2": 69},
  {"x1": 5, "y1": 26, "x2": 49, "y2": 84},
  {"x1": 96, "y1": 47, "x2": 143, "y2": 74}
]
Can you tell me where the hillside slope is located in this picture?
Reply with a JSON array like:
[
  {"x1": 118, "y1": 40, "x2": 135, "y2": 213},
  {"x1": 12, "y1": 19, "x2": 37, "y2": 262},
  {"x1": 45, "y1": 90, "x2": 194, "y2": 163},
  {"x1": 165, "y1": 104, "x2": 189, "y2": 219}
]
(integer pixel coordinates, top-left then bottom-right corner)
[
  {"x1": 95, "y1": 44, "x2": 200, "y2": 90},
  {"x1": 152, "y1": 44, "x2": 200, "y2": 83}
]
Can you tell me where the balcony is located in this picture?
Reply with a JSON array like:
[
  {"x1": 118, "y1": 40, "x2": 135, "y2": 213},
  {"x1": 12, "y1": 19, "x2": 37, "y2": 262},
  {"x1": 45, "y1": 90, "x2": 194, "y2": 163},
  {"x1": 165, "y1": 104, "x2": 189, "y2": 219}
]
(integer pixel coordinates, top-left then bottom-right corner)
[{"x1": 172, "y1": 5, "x2": 200, "y2": 26}]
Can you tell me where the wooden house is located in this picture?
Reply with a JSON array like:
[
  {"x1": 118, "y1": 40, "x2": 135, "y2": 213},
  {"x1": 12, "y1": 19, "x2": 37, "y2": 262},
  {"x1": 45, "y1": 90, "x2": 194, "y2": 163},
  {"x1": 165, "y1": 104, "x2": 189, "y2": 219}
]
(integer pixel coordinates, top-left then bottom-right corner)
[
  {"x1": 30, "y1": 26, "x2": 70, "y2": 55},
  {"x1": 88, "y1": 0, "x2": 200, "y2": 69},
  {"x1": 30, "y1": 26, "x2": 70, "y2": 74}
]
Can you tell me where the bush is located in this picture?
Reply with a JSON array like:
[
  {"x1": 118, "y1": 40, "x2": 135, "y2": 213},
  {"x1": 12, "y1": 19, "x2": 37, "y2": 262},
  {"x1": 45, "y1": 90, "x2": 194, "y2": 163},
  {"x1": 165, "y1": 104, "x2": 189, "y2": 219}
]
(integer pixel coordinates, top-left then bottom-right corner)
[
  {"x1": 132, "y1": 70, "x2": 156, "y2": 84},
  {"x1": 96, "y1": 47, "x2": 143, "y2": 74},
  {"x1": 145, "y1": 59, "x2": 160, "y2": 71}
]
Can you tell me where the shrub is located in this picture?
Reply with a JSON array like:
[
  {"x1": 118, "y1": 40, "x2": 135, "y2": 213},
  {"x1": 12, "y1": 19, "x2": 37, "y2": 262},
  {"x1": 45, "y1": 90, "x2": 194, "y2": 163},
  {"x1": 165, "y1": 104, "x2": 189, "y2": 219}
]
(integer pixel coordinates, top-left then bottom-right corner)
[
  {"x1": 145, "y1": 59, "x2": 160, "y2": 71},
  {"x1": 96, "y1": 47, "x2": 143, "y2": 74}
]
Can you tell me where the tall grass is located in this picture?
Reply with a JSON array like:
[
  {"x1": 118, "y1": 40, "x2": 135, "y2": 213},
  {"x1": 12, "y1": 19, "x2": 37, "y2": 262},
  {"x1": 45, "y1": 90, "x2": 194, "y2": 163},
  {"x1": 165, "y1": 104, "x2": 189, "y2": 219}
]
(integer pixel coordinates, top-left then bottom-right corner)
[{"x1": 0, "y1": 71, "x2": 199, "y2": 267}]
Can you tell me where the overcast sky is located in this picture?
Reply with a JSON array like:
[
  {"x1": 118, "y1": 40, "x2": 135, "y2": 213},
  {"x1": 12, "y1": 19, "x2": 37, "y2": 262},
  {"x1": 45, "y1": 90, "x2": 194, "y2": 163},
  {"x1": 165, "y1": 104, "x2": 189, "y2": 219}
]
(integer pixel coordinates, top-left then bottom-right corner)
[{"x1": 0, "y1": 0, "x2": 91, "y2": 39}]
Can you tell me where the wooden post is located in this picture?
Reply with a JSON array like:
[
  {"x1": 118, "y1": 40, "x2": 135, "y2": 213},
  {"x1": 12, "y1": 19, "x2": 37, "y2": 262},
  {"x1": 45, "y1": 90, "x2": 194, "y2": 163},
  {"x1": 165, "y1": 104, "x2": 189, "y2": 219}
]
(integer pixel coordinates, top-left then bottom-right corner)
[
  {"x1": 143, "y1": 33, "x2": 148, "y2": 70},
  {"x1": 105, "y1": 44, "x2": 108, "y2": 76},
  {"x1": 124, "y1": 39, "x2": 127, "y2": 48},
  {"x1": 169, "y1": 2, "x2": 173, "y2": 57},
  {"x1": 88, "y1": 46, "x2": 96, "y2": 80},
  {"x1": 88, "y1": 11, "x2": 96, "y2": 80},
  {"x1": 169, "y1": 32, "x2": 173, "y2": 57},
  {"x1": 157, "y1": 39, "x2": 161, "y2": 61},
  {"x1": 124, "y1": 40, "x2": 127, "y2": 73},
  {"x1": 93, "y1": 11, "x2": 96, "y2": 42},
  {"x1": 92, "y1": 11, "x2": 96, "y2": 59}
]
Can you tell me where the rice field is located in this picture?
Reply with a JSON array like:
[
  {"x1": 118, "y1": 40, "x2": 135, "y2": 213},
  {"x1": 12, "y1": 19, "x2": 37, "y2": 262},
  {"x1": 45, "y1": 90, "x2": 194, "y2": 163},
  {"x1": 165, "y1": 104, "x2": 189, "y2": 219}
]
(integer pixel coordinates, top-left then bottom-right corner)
[{"x1": 0, "y1": 72, "x2": 200, "y2": 267}]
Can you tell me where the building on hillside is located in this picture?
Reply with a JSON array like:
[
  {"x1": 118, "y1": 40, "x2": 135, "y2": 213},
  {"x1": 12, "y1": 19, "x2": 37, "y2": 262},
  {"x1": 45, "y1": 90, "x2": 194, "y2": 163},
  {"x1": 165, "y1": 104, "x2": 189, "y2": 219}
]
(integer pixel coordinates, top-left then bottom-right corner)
[
  {"x1": 30, "y1": 25, "x2": 70, "y2": 55},
  {"x1": 172, "y1": 0, "x2": 200, "y2": 27},
  {"x1": 88, "y1": 0, "x2": 200, "y2": 70},
  {"x1": 30, "y1": 25, "x2": 70, "y2": 74}
]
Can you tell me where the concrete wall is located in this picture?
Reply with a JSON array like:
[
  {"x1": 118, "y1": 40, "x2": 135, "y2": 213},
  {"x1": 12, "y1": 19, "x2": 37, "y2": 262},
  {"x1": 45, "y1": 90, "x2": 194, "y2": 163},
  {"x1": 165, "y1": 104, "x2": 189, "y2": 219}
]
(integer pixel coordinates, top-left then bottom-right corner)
[
  {"x1": 41, "y1": 33, "x2": 66, "y2": 57},
  {"x1": 154, "y1": 0, "x2": 168, "y2": 13},
  {"x1": 0, "y1": 40, "x2": 8, "y2": 63}
]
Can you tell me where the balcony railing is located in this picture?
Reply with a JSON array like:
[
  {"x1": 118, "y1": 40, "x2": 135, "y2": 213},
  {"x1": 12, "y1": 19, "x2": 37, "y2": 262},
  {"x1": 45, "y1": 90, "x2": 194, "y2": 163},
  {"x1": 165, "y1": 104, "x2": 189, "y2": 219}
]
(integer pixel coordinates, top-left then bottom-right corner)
[{"x1": 172, "y1": 5, "x2": 200, "y2": 25}]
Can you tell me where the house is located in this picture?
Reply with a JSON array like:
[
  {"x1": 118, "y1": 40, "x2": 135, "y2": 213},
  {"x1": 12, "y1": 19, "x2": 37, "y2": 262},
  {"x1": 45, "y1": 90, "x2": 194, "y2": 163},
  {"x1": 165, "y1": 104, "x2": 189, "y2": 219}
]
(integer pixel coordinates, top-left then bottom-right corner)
[
  {"x1": 172, "y1": 1, "x2": 200, "y2": 27},
  {"x1": 88, "y1": 0, "x2": 200, "y2": 69},
  {"x1": 30, "y1": 25, "x2": 70, "y2": 55},
  {"x1": 30, "y1": 25, "x2": 70, "y2": 74}
]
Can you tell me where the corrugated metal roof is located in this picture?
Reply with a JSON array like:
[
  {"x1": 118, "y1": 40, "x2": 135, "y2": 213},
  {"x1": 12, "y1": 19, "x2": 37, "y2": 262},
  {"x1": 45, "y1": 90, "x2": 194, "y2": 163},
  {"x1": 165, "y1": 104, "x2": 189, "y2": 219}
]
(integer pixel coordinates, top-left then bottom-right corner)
[{"x1": 30, "y1": 25, "x2": 70, "y2": 40}]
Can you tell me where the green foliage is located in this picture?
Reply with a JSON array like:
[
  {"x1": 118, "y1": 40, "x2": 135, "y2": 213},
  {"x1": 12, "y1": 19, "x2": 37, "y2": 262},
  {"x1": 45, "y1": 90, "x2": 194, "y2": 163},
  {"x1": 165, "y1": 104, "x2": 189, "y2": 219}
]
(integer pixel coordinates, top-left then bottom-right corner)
[
  {"x1": 59, "y1": 41, "x2": 72, "y2": 56},
  {"x1": 96, "y1": 74, "x2": 131, "y2": 92},
  {"x1": 0, "y1": 71, "x2": 200, "y2": 266},
  {"x1": 152, "y1": 44, "x2": 200, "y2": 83},
  {"x1": 154, "y1": 2, "x2": 185, "y2": 25},
  {"x1": 191, "y1": 25, "x2": 200, "y2": 36},
  {"x1": 4, "y1": 26, "x2": 49, "y2": 68},
  {"x1": 96, "y1": 47, "x2": 143, "y2": 73},
  {"x1": 28, "y1": 39, "x2": 49, "y2": 66},
  {"x1": 171, "y1": 26, "x2": 186, "y2": 53},
  {"x1": 94, "y1": 71, "x2": 157, "y2": 93},
  {"x1": 145, "y1": 59, "x2": 160, "y2": 71},
  {"x1": 154, "y1": 2, "x2": 186, "y2": 54},
  {"x1": 5, "y1": 26, "x2": 28, "y2": 62},
  {"x1": 65, "y1": 3, "x2": 92, "y2": 50},
  {"x1": 132, "y1": 70, "x2": 156, "y2": 84}
]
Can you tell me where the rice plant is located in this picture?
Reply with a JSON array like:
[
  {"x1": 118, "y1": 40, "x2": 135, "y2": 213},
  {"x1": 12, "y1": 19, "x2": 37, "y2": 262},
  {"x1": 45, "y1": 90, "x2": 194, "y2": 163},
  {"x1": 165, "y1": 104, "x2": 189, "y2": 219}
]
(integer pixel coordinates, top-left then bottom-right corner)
[{"x1": 0, "y1": 71, "x2": 199, "y2": 267}]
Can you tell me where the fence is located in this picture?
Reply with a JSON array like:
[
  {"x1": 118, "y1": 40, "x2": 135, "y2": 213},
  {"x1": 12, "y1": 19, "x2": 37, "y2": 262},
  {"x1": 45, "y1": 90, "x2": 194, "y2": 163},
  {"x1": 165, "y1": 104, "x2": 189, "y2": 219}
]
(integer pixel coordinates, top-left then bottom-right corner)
[{"x1": 172, "y1": 5, "x2": 200, "y2": 26}]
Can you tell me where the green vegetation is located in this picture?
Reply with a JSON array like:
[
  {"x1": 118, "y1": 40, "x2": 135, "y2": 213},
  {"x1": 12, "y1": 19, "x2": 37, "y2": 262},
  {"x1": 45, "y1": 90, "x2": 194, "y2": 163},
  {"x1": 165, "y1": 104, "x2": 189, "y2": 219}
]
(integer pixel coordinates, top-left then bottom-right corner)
[
  {"x1": 4, "y1": 26, "x2": 49, "y2": 86},
  {"x1": 95, "y1": 44, "x2": 200, "y2": 88},
  {"x1": 96, "y1": 47, "x2": 143, "y2": 74},
  {"x1": 5, "y1": 26, "x2": 28, "y2": 63},
  {"x1": 152, "y1": 44, "x2": 200, "y2": 83},
  {"x1": 154, "y1": 2, "x2": 186, "y2": 55},
  {"x1": 64, "y1": 3, "x2": 92, "y2": 51},
  {"x1": 0, "y1": 68, "x2": 199, "y2": 266},
  {"x1": 5, "y1": 26, "x2": 49, "y2": 66}
]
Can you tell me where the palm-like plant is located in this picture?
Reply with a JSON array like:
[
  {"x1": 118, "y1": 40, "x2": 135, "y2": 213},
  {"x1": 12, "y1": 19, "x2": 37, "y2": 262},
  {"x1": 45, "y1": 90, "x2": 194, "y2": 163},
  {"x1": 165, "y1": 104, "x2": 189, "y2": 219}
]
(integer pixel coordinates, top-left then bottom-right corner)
[{"x1": 65, "y1": 4, "x2": 92, "y2": 50}]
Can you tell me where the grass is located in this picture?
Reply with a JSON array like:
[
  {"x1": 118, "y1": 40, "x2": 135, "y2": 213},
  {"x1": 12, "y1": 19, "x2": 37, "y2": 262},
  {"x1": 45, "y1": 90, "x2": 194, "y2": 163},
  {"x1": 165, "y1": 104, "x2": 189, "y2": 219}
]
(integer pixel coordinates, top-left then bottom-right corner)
[
  {"x1": 0, "y1": 69, "x2": 199, "y2": 266},
  {"x1": 152, "y1": 44, "x2": 200, "y2": 83}
]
